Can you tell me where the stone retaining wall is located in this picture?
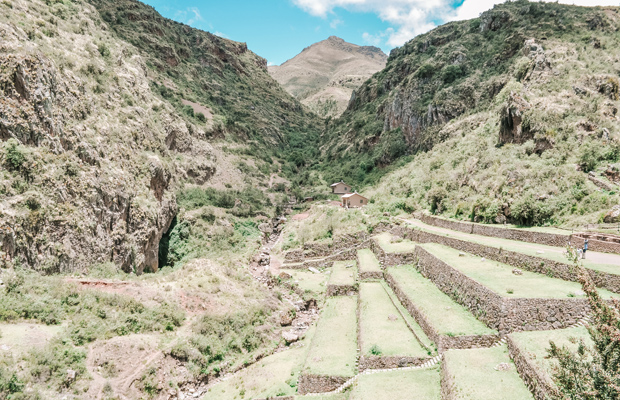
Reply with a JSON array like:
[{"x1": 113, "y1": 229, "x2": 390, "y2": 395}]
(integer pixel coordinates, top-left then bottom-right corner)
[
  {"x1": 415, "y1": 247, "x2": 590, "y2": 333},
  {"x1": 572, "y1": 234, "x2": 620, "y2": 255},
  {"x1": 441, "y1": 356, "x2": 456, "y2": 400},
  {"x1": 297, "y1": 374, "x2": 349, "y2": 394},
  {"x1": 391, "y1": 225, "x2": 620, "y2": 294},
  {"x1": 384, "y1": 271, "x2": 500, "y2": 353},
  {"x1": 359, "y1": 271, "x2": 383, "y2": 280},
  {"x1": 369, "y1": 237, "x2": 416, "y2": 267},
  {"x1": 507, "y1": 335, "x2": 557, "y2": 400},
  {"x1": 358, "y1": 355, "x2": 426, "y2": 371},
  {"x1": 284, "y1": 249, "x2": 304, "y2": 263},
  {"x1": 326, "y1": 284, "x2": 358, "y2": 297}
]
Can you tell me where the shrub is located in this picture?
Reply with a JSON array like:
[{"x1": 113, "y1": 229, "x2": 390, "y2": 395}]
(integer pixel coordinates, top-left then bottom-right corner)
[
  {"x1": 3, "y1": 139, "x2": 26, "y2": 172},
  {"x1": 426, "y1": 187, "x2": 448, "y2": 214},
  {"x1": 441, "y1": 64, "x2": 464, "y2": 84},
  {"x1": 196, "y1": 112, "x2": 206, "y2": 122}
]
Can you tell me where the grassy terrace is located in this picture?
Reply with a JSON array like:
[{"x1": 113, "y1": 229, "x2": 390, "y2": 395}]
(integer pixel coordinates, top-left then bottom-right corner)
[
  {"x1": 373, "y1": 232, "x2": 417, "y2": 254},
  {"x1": 303, "y1": 296, "x2": 358, "y2": 377},
  {"x1": 280, "y1": 269, "x2": 329, "y2": 295},
  {"x1": 350, "y1": 367, "x2": 441, "y2": 400},
  {"x1": 509, "y1": 326, "x2": 592, "y2": 388},
  {"x1": 388, "y1": 266, "x2": 496, "y2": 336},
  {"x1": 405, "y1": 219, "x2": 620, "y2": 275},
  {"x1": 357, "y1": 249, "x2": 382, "y2": 274},
  {"x1": 329, "y1": 261, "x2": 358, "y2": 286},
  {"x1": 422, "y1": 244, "x2": 619, "y2": 300},
  {"x1": 443, "y1": 346, "x2": 534, "y2": 400},
  {"x1": 359, "y1": 282, "x2": 428, "y2": 357}
]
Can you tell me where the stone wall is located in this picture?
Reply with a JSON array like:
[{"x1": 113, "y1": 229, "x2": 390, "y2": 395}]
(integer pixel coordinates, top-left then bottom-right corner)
[
  {"x1": 326, "y1": 284, "x2": 358, "y2": 297},
  {"x1": 283, "y1": 249, "x2": 304, "y2": 263},
  {"x1": 359, "y1": 271, "x2": 383, "y2": 280},
  {"x1": 415, "y1": 247, "x2": 590, "y2": 333},
  {"x1": 572, "y1": 234, "x2": 620, "y2": 255},
  {"x1": 391, "y1": 225, "x2": 620, "y2": 295},
  {"x1": 297, "y1": 374, "x2": 349, "y2": 394},
  {"x1": 507, "y1": 335, "x2": 557, "y2": 400},
  {"x1": 441, "y1": 356, "x2": 456, "y2": 400},
  {"x1": 369, "y1": 237, "x2": 416, "y2": 267},
  {"x1": 415, "y1": 213, "x2": 571, "y2": 247},
  {"x1": 358, "y1": 355, "x2": 426, "y2": 371},
  {"x1": 384, "y1": 271, "x2": 500, "y2": 353}
]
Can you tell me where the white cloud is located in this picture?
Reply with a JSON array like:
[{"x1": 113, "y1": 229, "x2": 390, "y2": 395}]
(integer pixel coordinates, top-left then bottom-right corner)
[
  {"x1": 330, "y1": 18, "x2": 344, "y2": 29},
  {"x1": 174, "y1": 7, "x2": 204, "y2": 26},
  {"x1": 294, "y1": 0, "x2": 620, "y2": 48}
]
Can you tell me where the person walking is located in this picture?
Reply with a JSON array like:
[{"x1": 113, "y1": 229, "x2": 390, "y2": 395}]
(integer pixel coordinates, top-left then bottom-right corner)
[{"x1": 583, "y1": 238, "x2": 589, "y2": 259}]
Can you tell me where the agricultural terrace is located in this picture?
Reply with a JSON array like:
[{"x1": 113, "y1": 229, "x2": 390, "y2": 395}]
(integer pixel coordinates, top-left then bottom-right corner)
[
  {"x1": 350, "y1": 367, "x2": 441, "y2": 400},
  {"x1": 405, "y1": 219, "x2": 620, "y2": 275},
  {"x1": 373, "y1": 232, "x2": 417, "y2": 254},
  {"x1": 358, "y1": 282, "x2": 428, "y2": 357},
  {"x1": 443, "y1": 346, "x2": 534, "y2": 400},
  {"x1": 357, "y1": 249, "x2": 382, "y2": 274},
  {"x1": 279, "y1": 269, "x2": 329, "y2": 295},
  {"x1": 329, "y1": 261, "x2": 358, "y2": 286},
  {"x1": 303, "y1": 296, "x2": 358, "y2": 377},
  {"x1": 509, "y1": 326, "x2": 593, "y2": 388},
  {"x1": 421, "y1": 244, "x2": 619, "y2": 299},
  {"x1": 387, "y1": 266, "x2": 496, "y2": 336}
]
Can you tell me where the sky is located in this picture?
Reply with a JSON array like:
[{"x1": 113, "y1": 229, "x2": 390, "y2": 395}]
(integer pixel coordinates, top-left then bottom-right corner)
[{"x1": 140, "y1": 0, "x2": 620, "y2": 66}]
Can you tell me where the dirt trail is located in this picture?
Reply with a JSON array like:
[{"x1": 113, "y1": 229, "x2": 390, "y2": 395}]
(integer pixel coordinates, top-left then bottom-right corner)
[{"x1": 402, "y1": 218, "x2": 620, "y2": 266}]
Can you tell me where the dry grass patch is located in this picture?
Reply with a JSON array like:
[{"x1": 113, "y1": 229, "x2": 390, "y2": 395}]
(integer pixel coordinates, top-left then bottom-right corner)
[
  {"x1": 374, "y1": 232, "x2": 417, "y2": 254},
  {"x1": 350, "y1": 366, "x2": 441, "y2": 400},
  {"x1": 280, "y1": 269, "x2": 329, "y2": 295},
  {"x1": 359, "y1": 282, "x2": 428, "y2": 357},
  {"x1": 357, "y1": 249, "x2": 382, "y2": 274},
  {"x1": 443, "y1": 346, "x2": 533, "y2": 400},
  {"x1": 303, "y1": 296, "x2": 358, "y2": 377},
  {"x1": 329, "y1": 261, "x2": 357, "y2": 286}
]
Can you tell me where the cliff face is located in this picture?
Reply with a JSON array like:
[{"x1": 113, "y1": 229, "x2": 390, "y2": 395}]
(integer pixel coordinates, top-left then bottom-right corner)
[
  {"x1": 269, "y1": 36, "x2": 387, "y2": 117},
  {"x1": 0, "y1": 0, "x2": 315, "y2": 274}
]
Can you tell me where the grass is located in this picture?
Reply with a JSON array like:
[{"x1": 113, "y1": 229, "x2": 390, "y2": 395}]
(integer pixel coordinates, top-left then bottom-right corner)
[
  {"x1": 509, "y1": 326, "x2": 592, "y2": 387},
  {"x1": 374, "y1": 232, "x2": 417, "y2": 254},
  {"x1": 350, "y1": 366, "x2": 441, "y2": 400},
  {"x1": 0, "y1": 322, "x2": 64, "y2": 354},
  {"x1": 280, "y1": 269, "x2": 329, "y2": 295},
  {"x1": 358, "y1": 282, "x2": 428, "y2": 357},
  {"x1": 202, "y1": 325, "x2": 316, "y2": 400},
  {"x1": 304, "y1": 296, "x2": 358, "y2": 377},
  {"x1": 387, "y1": 266, "x2": 496, "y2": 336},
  {"x1": 329, "y1": 261, "x2": 358, "y2": 286},
  {"x1": 380, "y1": 282, "x2": 434, "y2": 350},
  {"x1": 421, "y1": 243, "x2": 619, "y2": 300},
  {"x1": 406, "y1": 219, "x2": 620, "y2": 275},
  {"x1": 443, "y1": 346, "x2": 534, "y2": 400},
  {"x1": 357, "y1": 249, "x2": 382, "y2": 274}
]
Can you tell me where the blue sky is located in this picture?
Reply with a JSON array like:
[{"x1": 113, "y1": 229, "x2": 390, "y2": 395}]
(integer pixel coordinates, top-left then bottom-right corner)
[{"x1": 140, "y1": 0, "x2": 620, "y2": 66}]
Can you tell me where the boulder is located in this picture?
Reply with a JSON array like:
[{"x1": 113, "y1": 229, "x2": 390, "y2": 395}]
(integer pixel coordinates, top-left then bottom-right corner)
[
  {"x1": 604, "y1": 205, "x2": 620, "y2": 223},
  {"x1": 282, "y1": 331, "x2": 299, "y2": 344}
]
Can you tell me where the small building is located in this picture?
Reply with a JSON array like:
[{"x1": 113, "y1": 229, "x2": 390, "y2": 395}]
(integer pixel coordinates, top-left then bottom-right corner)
[
  {"x1": 330, "y1": 180, "x2": 352, "y2": 195},
  {"x1": 341, "y1": 192, "x2": 368, "y2": 208}
]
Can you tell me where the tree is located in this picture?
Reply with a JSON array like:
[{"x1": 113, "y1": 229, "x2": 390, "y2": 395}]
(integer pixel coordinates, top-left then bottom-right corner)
[{"x1": 547, "y1": 246, "x2": 620, "y2": 399}]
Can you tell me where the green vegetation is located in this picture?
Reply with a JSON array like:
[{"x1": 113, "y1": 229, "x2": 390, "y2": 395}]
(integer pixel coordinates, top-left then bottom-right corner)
[
  {"x1": 358, "y1": 282, "x2": 428, "y2": 357},
  {"x1": 387, "y1": 266, "x2": 496, "y2": 336},
  {"x1": 304, "y1": 296, "x2": 358, "y2": 377},
  {"x1": 443, "y1": 346, "x2": 534, "y2": 399},
  {"x1": 422, "y1": 243, "x2": 618, "y2": 299},
  {"x1": 357, "y1": 249, "x2": 382, "y2": 274},
  {"x1": 279, "y1": 269, "x2": 329, "y2": 295},
  {"x1": 350, "y1": 367, "x2": 441, "y2": 400},
  {"x1": 510, "y1": 326, "x2": 592, "y2": 387},
  {"x1": 373, "y1": 232, "x2": 416, "y2": 254},
  {"x1": 329, "y1": 261, "x2": 357, "y2": 286}
]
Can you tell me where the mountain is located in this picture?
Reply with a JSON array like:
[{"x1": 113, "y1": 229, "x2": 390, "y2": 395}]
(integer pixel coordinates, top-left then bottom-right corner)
[
  {"x1": 269, "y1": 36, "x2": 387, "y2": 117},
  {"x1": 0, "y1": 0, "x2": 319, "y2": 275},
  {"x1": 318, "y1": 1, "x2": 620, "y2": 227}
]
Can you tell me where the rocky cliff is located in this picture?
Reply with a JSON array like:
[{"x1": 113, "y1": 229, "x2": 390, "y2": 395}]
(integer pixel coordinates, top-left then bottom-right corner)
[
  {"x1": 269, "y1": 36, "x2": 387, "y2": 117},
  {"x1": 0, "y1": 0, "x2": 317, "y2": 274}
]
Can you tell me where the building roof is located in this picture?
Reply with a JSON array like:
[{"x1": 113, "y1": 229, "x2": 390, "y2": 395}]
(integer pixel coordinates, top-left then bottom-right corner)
[
  {"x1": 341, "y1": 192, "x2": 367, "y2": 199},
  {"x1": 330, "y1": 180, "x2": 346, "y2": 187}
]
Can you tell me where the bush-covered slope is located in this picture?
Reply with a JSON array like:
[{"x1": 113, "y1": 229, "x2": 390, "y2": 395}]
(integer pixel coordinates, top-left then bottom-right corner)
[
  {"x1": 321, "y1": 0, "x2": 620, "y2": 226},
  {"x1": 0, "y1": 0, "x2": 318, "y2": 274}
]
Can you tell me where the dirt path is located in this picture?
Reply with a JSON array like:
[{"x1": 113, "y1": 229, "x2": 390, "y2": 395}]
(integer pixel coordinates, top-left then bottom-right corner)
[{"x1": 402, "y1": 218, "x2": 620, "y2": 266}]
